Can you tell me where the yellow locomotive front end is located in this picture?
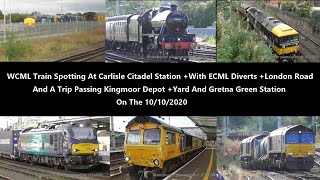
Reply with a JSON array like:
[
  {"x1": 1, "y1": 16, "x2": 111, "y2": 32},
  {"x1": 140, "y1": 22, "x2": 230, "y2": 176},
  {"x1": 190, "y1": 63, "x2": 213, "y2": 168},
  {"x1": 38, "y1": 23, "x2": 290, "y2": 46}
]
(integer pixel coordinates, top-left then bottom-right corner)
[
  {"x1": 285, "y1": 132, "x2": 315, "y2": 170},
  {"x1": 124, "y1": 123, "x2": 163, "y2": 168},
  {"x1": 122, "y1": 121, "x2": 165, "y2": 179},
  {"x1": 271, "y1": 24, "x2": 300, "y2": 60}
]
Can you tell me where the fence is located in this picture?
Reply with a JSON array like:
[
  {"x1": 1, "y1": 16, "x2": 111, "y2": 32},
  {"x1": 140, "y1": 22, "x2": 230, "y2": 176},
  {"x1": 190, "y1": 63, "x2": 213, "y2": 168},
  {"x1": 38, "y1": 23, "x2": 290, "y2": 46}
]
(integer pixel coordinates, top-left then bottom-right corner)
[{"x1": 0, "y1": 21, "x2": 104, "y2": 43}]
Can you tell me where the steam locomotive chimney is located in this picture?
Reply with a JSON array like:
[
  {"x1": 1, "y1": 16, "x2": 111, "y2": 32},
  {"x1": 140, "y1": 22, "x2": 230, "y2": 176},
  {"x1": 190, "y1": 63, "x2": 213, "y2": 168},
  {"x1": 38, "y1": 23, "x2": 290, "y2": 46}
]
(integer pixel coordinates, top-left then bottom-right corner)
[{"x1": 170, "y1": 4, "x2": 177, "y2": 11}]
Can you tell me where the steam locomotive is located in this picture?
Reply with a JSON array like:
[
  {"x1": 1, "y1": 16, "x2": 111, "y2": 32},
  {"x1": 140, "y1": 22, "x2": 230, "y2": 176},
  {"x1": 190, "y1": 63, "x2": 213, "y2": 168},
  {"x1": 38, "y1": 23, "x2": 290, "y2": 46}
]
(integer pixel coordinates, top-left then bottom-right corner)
[
  {"x1": 105, "y1": 4, "x2": 197, "y2": 60},
  {"x1": 240, "y1": 125, "x2": 315, "y2": 171},
  {"x1": 0, "y1": 122, "x2": 101, "y2": 170}
]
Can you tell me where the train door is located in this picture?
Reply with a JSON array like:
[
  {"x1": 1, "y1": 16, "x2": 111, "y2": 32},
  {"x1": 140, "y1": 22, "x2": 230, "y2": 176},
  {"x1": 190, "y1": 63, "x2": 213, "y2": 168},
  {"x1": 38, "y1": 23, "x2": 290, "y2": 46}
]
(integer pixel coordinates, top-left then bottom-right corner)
[
  {"x1": 62, "y1": 131, "x2": 69, "y2": 156},
  {"x1": 180, "y1": 134, "x2": 186, "y2": 152}
]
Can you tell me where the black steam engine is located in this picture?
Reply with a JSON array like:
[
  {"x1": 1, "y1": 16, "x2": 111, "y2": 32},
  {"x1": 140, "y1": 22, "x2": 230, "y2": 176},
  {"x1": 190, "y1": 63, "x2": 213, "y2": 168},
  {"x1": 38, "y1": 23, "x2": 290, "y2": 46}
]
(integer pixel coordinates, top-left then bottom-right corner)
[{"x1": 105, "y1": 4, "x2": 197, "y2": 60}]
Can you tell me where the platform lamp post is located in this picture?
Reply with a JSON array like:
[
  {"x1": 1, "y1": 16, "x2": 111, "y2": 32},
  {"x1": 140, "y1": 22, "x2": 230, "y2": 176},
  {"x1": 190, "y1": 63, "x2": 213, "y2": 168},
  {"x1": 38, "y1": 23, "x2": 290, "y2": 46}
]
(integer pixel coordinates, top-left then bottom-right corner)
[{"x1": 111, "y1": 116, "x2": 116, "y2": 150}]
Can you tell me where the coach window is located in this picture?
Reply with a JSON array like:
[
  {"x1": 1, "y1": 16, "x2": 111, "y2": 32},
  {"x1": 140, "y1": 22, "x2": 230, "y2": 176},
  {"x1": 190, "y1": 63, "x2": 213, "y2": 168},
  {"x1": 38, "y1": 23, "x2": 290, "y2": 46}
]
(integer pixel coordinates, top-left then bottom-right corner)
[
  {"x1": 143, "y1": 128, "x2": 160, "y2": 144},
  {"x1": 50, "y1": 135, "x2": 54, "y2": 145},
  {"x1": 166, "y1": 132, "x2": 176, "y2": 145}
]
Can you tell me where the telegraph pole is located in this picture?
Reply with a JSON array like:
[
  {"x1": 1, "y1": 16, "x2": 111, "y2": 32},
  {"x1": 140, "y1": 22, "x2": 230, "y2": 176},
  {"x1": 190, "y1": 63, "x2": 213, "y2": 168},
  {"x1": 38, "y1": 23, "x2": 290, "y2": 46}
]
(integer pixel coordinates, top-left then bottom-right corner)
[
  {"x1": 3, "y1": 0, "x2": 6, "y2": 42},
  {"x1": 223, "y1": 116, "x2": 228, "y2": 140},
  {"x1": 312, "y1": 116, "x2": 316, "y2": 132},
  {"x1": 277, "y1": 116, "x2": 282, "y2": 128},
  {"x1": 115, "y1": 0, "x2": 119, "y2": 16},
  {"x1": 258, "y1": 116, "x2": 263, "y2": 134}
]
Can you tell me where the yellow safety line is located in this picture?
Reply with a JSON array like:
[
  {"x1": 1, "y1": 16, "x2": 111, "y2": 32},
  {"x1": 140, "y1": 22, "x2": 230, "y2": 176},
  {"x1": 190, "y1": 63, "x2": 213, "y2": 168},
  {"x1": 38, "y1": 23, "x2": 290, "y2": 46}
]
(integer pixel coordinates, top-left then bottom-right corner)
[{"x1": 203, "y1": 148, "x2": 214, "y2": 180}]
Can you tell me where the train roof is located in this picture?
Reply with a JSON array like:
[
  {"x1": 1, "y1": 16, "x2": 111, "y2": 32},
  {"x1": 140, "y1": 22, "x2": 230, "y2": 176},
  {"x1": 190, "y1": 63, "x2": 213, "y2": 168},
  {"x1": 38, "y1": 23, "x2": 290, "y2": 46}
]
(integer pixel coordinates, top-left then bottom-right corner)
[
  {"x1": 126, "y1": 116, "x2": 199, "y2": 138},
  {"x1": 241, "y1": 134, "x2": 267, "y2": 144},
  {"x1": 247, "y1": 7, "x2": 298, "y2": 37},
  {"x1": 106, "y1": 14, "x2": 133, "y2": 22},
  {"x1": 269, "y1": 125, "x2": 314, "y2": 136},
  {"x1": 271, "y1": 23, "x2": 298, "y2": 37}
]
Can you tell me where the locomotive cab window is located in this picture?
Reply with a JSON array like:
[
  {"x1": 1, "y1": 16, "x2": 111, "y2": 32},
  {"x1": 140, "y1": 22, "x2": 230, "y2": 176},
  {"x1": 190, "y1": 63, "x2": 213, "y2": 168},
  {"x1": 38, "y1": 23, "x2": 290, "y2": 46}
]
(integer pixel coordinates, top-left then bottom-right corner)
[
  {"x1": 301, "y1": 134, "x2": 314, "y2": 144},
  {"x1": 286, "y1": 133, "x2": 299, "y2": 144},
  {"x1": 143, "y1": 128, "x2": 160, "y2": 144},
  {"x1": 166, "y1": 132, "x2": 176, "y2": 145},
  {"x1": 127, "y1": 130, "x2": 140, "y2": 144},
  {"x1": 72, "y1": 127, "x2": 94, "y2": 139}
]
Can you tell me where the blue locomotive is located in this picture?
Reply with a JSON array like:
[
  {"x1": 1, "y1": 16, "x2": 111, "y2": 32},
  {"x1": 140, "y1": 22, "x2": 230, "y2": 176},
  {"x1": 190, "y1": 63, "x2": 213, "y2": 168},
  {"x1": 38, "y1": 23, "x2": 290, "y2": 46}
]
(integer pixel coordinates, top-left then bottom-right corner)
[{"x1": 0, "y1": 122, "x2": 101, "y2": 170}]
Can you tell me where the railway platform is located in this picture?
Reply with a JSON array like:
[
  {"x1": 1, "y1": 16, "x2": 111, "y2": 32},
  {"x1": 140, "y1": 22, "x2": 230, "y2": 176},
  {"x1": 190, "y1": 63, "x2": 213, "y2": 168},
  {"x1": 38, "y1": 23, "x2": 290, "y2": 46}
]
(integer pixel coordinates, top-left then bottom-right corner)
[{"x1": 163, "y1": 147, "x2": 216, "y2": 180}]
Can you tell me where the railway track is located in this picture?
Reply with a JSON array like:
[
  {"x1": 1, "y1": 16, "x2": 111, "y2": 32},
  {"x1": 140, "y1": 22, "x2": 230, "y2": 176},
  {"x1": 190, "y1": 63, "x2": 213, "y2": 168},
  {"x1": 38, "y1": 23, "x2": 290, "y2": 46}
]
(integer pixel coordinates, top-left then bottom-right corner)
[
  {"x1": 0, "y1": 175, "x2": 13, "y2": 180},
  {"x1": 105, "y1": 45, "x2": 216, "y2": 63},
  {"x1": 54, "y1": 46, "x2": 105, "y2": 62},
  {"x1": 110, "y1": 151, "x2": 126, "y2": 177},
  {"x1": 314, "y1": 149, "x2": 320, "y2": 166},
  {"x1": 0, "y1": 158, "x2": 107, "y2": 180}
]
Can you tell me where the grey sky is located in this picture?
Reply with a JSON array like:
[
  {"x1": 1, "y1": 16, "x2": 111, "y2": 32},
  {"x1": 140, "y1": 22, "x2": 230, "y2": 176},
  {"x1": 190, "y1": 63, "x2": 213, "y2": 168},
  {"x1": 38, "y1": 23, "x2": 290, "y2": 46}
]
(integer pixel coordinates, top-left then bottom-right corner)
[{"x1": 0, "y1": 0, "x2": 105, "y2": 15}]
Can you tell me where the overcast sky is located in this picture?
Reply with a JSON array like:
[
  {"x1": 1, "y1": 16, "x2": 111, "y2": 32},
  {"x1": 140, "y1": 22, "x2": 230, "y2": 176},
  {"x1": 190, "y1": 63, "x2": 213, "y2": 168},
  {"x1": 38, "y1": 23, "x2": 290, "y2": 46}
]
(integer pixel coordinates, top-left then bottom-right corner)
[{"x1": 0, "y1": 0, "x2": 105, "y2": 15}]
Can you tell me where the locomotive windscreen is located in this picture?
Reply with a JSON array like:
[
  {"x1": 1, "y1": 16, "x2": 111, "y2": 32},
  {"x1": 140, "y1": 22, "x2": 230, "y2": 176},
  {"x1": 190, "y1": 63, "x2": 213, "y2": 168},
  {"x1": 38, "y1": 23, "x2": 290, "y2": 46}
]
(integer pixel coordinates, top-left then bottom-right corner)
[
  {"x1": 143, "y1": 128, "x2": 160, "y2": 144},
  {"x1": 72, "y1": 127, "x2": 95, "y2": 139},
  {"x1": 286, "y1": 133, "x2": 315, "y2": 144}
]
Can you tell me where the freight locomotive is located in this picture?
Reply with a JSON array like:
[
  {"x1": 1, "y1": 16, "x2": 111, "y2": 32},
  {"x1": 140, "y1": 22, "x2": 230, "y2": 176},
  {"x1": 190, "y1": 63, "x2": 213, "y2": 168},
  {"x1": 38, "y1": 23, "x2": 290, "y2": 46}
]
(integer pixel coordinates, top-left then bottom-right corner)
[
  {"x1": 120, "y1": 116, "x2": 206, "y2": 179},
  {"x1": 240, "y1": 125, "x2": 315, "y2": 171},
  {"x1": 105, "y1": 4, "x2": 197, "y2": 60},
  {"x1": 0, "y1": 122, "x2": 101, "y2": 170},
  {"x1": 238, "y1": 3, "x2": 300, "y2": 62}
]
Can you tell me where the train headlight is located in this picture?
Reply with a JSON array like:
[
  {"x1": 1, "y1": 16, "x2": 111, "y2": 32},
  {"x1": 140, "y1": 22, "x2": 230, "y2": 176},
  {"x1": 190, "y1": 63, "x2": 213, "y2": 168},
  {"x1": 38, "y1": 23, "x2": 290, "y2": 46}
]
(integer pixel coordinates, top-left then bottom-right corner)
[
  {"x1": 308, "y1": 152, "x2": 311, "y2": 155},
  {"x1": 165, "y1": 44, "x2": 171, "y2": 49},
  {"x1": 153, "y1": 159, "x2": 159, "y2": 166},
  {"x1": 125, "y1": 156, "x2": 130, "y2": 162},
  {"x1": 94, "y1": 149, "x2": 99, "y2": 152},
  {"x1": 73, "y1": 149, "x2": 79, "y2": 152},
  {"x1": 289, "y1": 152, "x2": 293, "y2": 156},
  {"x1": 178, "y1": 38, "x2": 181, "y2": 42}
]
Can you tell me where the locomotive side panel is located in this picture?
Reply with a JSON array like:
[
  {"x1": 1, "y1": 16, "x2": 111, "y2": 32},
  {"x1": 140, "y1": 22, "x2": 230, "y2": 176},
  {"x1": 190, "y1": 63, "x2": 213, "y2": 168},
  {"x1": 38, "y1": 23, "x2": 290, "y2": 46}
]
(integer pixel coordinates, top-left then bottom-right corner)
[{"x1": 0, "y1": 131, "x2": 19, "y2": 158}]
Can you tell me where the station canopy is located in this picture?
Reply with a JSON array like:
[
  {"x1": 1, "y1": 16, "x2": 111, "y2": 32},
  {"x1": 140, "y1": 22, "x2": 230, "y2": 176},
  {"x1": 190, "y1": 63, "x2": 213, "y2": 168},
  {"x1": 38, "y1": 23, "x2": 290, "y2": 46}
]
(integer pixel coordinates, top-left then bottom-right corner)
[{"x1": 187, "y1": 116, "x2": 217, "y2": 141}]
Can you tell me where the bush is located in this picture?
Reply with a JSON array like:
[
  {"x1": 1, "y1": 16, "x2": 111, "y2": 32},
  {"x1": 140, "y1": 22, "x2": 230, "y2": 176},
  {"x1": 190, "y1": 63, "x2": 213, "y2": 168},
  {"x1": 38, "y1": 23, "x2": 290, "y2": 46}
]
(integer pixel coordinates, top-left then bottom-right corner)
[
  {"x1": 219, "y1": 139, "x2": 241, "y2": 159},
  {"x1": 4, "y1": 32, "x2": 32, "y2": 61},
  {"x1": 282, "y1": 2, "x2": 295, "y2": 12},
  {"x1": 310, "y1": 11, "x2": 320, "y2": 33}
]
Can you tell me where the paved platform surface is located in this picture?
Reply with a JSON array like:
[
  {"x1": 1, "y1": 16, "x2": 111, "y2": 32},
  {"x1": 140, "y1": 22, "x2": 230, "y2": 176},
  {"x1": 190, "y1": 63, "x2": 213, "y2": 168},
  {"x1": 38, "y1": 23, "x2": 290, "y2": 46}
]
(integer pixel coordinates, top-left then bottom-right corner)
[
  {"x1": 164, "y1": 148, "x2": 216, "y2": 180},
  {"x1": 111, "y1": 148, "x2": 217, "y2": 180}
]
